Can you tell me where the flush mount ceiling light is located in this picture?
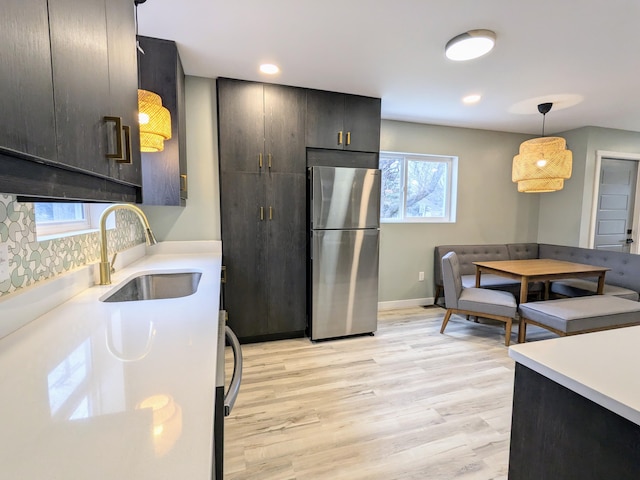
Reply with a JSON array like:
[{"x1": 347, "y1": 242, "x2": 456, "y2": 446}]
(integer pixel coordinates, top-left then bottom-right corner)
[
  {"x1": 462, "y1": 94, "x2": 482, "y2": 104},
  {"x1": 512, "y1": 103, "x2": 573, "y2": 193},
  {"x1": 135, "y1": 0, "x2": 172, "y2": 152},
  {"x1": 445, "y1": 29, "x2": 496, "y2": 61},
  {"x1": 260, "y1": 63, "x2": 280, "y2": 74}
]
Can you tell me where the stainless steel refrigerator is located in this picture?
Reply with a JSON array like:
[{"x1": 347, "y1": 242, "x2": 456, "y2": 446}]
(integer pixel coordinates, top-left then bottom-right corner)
[{"x1": 309, "y1": 166, "x2": 381, "y2": 340}]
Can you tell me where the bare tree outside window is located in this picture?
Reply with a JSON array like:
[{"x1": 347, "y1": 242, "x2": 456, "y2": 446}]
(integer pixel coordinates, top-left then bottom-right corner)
[{"x1": 380, "y1": 152, "x2": 457, "y2": 223}]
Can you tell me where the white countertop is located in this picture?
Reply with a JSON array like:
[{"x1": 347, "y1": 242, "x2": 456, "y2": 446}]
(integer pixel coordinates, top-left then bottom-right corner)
[
  {"x1": 509, "y1": 326, "x2": 640, "y2": 426},
  {"x1": 0, "y1": 241, "x2": 222, "y2": 479}
]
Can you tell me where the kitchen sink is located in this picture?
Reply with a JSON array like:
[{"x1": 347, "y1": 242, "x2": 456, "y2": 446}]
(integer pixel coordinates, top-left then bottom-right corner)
[{"x1": 102, "y1": 272, "x2": 202, "y2": 303}]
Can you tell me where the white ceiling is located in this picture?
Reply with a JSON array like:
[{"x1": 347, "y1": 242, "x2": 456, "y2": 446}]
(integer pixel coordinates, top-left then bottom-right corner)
[{"x1": 137, "y1": 0, "x2": 640, "y2": 135}]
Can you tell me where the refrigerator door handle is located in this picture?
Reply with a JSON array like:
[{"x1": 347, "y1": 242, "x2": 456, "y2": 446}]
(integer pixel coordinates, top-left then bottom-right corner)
[{"x1": 224, "y1": 326, "x2": 243, "y2": 416}]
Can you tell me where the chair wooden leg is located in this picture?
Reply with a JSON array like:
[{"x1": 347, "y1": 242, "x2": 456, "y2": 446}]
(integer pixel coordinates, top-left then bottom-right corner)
[
  {"x1": 518, "y1": 317, "x2": 527, "y2": 343},
  {"x1": 504, "y1": 318, "x2": 513, "y2": 347},
  {"x1": 440, "y1": 309, "x2": 453, "y2": 334}
]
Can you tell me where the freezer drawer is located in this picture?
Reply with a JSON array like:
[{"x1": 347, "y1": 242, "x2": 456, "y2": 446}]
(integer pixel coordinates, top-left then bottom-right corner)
[
  {"x1": 311, "y1": 229, "x2": 379, "y2": 340},
  {"x1": 311, "y1": 166, "x2": 381, "y2": 230}
]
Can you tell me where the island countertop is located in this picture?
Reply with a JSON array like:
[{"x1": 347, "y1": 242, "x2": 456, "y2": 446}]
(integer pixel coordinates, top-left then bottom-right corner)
[
  {"x1": 509, "y1": 325, "x2": 640, "y2": 426},
  {"x1": 0, "y1": 241, "x2": 221, "y2": 479}
]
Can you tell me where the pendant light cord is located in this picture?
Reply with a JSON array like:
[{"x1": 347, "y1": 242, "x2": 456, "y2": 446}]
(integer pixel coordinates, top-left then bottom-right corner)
[{"x1": 541, "y1": 113, "x2": 546, "y2": 137}]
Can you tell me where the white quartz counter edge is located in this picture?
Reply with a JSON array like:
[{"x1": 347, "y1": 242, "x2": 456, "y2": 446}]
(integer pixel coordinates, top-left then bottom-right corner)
[
  {"x1": 509, "y1": 326, "x2": 640, "y2": 426},
  {"x1": 0, "y1": 241, "x2": 222, "y2": 479}
]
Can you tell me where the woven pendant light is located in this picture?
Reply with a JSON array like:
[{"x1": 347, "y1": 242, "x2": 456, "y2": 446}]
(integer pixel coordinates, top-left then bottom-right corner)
[
  {"x1": 138, "y1": 89, "x2": 172, "y2": 152},
  {"x1": 512, "y1": 103, "x2": 572, "y2": 193}
]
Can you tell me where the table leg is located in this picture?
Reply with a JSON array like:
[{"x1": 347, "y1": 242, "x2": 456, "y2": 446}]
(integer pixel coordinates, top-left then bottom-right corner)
[
  {"x1": 519, "y1": 277, "x2": 529, "y2": 305},
  {"x1": 475, "y1": 268, "x2": 481, "y2": 288},
  {"x1": 597, "y1": 272, "x2": 606, "y2": 294}
]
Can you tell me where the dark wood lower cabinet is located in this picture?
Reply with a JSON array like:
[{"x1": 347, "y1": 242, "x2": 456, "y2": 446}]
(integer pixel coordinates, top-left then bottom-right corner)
[
  {"x1": 509, "y1": 363, "x2": 640, "y2": 479},
  {"x1": 220, "y1": 172, "x2": 306, "y2": 342},
  {"x1": 265, "y1": 173, "x2": 306, "y2": 336}
]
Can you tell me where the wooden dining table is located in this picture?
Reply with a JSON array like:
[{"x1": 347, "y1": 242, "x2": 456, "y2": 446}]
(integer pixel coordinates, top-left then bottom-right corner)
[{"x1": 473, "y1": 258, "x2": 610, "y2": 304}]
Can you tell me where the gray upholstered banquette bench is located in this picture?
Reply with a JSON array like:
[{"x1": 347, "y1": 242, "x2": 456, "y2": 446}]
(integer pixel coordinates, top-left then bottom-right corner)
[
  {"x1": 518, "y1": 295, "x2": 640, "y2": 342},
  {"x1": 433, "y1": 243, "x2": 640, "y2": 304},
  {"x1": 433, "y1": 243, "x2": 541, "y2": 303}
]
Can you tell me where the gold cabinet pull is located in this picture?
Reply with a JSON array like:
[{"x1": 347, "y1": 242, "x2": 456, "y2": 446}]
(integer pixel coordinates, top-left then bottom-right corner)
[
  {"x1": 269, "y1": 206, "x2": 273, "y2": 220},
  {"x1": 260, "y1": 206, "x2": 264, "y2": 221},
  {"x1": 268, "y1": 153, "x2": 272, "y2": 169},
  {"x1": 338, "y1": 131, "x2": 343, "y2": 145},
  {"x1": 346, "y1": 131, "x2": 351, "y2": 146},
  {"x1": 259, "y1": 153, "x2": 263, "y2": 168},
  {"x1": 221, "y1": 265, "x2": 227, "y2": 284},
  {"x1": 117, "y1": 124, "x2": 133, "y2": 164},
  {"x1": 104, "y1": 116, "x2": 123, "y2": 160},
  {"x1": 180, "y1": 174, "x2": 188, "y2": 192}
]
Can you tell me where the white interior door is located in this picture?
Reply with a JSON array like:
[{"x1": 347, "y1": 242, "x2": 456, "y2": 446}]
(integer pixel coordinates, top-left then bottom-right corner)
[{"x1": 593, "y1": 158, "x2": 638, "y2": 252}]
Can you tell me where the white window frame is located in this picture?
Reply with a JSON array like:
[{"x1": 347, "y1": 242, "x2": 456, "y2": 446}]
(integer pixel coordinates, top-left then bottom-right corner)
[{"x1": 380, "y1": 151, "x2": 458, "y2": 224}]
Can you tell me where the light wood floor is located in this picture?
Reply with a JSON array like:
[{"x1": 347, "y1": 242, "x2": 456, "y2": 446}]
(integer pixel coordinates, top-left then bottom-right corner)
[{"x1": 224, "y1": 306, "x2": 555, "y2": 480}]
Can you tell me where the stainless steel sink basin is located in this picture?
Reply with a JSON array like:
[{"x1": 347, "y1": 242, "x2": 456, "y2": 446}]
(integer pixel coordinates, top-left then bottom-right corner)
[{"x1": 102, "y1": 272, "x2": 202, "y2": 302}]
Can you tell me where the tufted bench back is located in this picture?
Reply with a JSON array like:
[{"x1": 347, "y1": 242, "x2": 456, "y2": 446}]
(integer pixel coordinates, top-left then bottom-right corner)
[
  {"x1": 433, "y1": 244, "x2": 510, "y2": 286},
  {"x1": 539, "y1": 244, "x2": 640, "y2": 294}
]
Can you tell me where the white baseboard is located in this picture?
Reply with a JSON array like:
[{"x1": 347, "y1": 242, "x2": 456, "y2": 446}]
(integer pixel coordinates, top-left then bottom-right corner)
[{"x1": 378, "y1": 297, "x2": 435, "y2": 311}]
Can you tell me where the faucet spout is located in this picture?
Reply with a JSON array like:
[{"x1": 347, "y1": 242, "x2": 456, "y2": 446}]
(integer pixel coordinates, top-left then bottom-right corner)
[{"x1": 99, "y1": 204, "x2": 157, "y2": 285}]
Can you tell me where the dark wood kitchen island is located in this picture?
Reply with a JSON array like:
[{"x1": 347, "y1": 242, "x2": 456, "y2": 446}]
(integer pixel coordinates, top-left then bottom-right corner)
[{"x1": 507, "y1": 327, "x2": 640, "y2": 479}]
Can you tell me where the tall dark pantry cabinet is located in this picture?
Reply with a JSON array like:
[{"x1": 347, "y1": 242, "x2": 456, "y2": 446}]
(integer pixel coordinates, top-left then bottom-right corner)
[
  {"x1": 217, "y1": 78, "x2": 307, "y2": 342},
  {"x1": 217, "y1": 77, "x2": 381, "y2": 343}
]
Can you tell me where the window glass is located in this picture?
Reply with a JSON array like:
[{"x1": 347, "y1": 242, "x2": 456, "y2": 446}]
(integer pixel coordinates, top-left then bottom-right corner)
[
  {"x1": 380, "y1": 152, "x2": 457, "y2": 223},
  {"x1": 34, "y1": 203, "x2": 91, "y2": 237},
  {"x1": 380, "y1": 155, "x2": 404, "y2": 220}
]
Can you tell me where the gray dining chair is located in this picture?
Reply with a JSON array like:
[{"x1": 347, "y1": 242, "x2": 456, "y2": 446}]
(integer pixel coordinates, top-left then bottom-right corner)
[{"x1": 440, "y1": 251, "x2": 518, "y2": 346}]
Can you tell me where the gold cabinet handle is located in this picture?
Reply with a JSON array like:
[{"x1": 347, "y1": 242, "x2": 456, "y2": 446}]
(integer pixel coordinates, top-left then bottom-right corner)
[
  {"x1": 104, "y1": 116, "x2": 123, "y2": 160},
  {"x1": 269, "y1": 206, "x2": 273, "y2": 220},
  {"x1": 268, "y1": 153, "x2": 272, "y2": 169},
  {"x1": 180, "y1": 174, "x2": 188, "y2": 192},
  {"x1": 259, "y1": 153, "x2": 263, "y2": 168},
  {"x1": 338, "y1": 131, "x2": 343, "y2": 145},
  {"x1": 117, "y1": 124, "x2": 133, "y2": 164},
  {"x1": 221, "y1": 265, "x2": 227, "y2": 284},
  {"x1": 346, "y1": 131, "x2": 351, "y2": 146},
  {"x1": 260, "y1": 206, "x2": 264, "y2": 221}
]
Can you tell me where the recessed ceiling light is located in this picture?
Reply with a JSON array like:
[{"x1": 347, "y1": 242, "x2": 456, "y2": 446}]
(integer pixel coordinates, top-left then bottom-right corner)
[
  {"x1": 259, "y1": 63, "x2": 280, "y2": 74},
  {"x1": 445, "y1": 29, "x2": 496, "y2": 61},
  {"x1": 463, "y1": 94, "x2": 482, "y2": 104}
]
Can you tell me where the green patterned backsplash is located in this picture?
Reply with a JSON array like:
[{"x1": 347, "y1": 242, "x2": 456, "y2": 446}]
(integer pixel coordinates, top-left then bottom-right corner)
[{"x1": 0, "y1": 195, "x2": 145, "y2": 297}]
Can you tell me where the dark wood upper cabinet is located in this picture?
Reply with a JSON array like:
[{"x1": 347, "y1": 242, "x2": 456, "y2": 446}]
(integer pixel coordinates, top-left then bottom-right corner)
[
  {"x1": 48, "y1": 0, "x2": 111, "y2": 175},
  {"x1": 0, "y1": 0, "x2": 141, "y2": 202},
  {"x1": 138, "y1": 36, "x2": 187, "y2": 206},
  {"x1": 0, "y1": 0, "x2": 56, "y2": 160},
  {"x1": 306, "y1": 90, "x2": 381, "y2": 153},
  {"x1": 264, "y1": 84, "x2": 306, "y2": 174},
  {"x1": 217, "y1": 79, "x2": 265, "y2": 173},
  {"x1": 217, "y1": 78, "x2": 306, "y2": 174},
  {"x1": 106, "y1": 0, "x2": 142, "y2": 185}
]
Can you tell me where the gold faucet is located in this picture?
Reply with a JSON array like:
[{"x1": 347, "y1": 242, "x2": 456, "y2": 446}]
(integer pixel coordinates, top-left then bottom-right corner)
[{"x1": 99, "y1": 204, "x2": 157, "y2": 285}]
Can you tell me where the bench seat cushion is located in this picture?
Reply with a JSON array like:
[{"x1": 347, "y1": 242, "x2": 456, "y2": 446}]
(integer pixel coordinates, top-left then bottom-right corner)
[
  {"x1": 459, "y1": 288, "x2": 517, "y2": 318},
  {"x1": 550, "y1": 279, "x2": 639, "y2": 301},
  {"x1": 519, "y1": 296, "x2": 640, "y2": 334}
]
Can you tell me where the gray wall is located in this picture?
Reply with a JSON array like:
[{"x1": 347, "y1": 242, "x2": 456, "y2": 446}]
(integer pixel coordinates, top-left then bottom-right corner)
[
  {"x1": 142, "y1": 76, "x2": 221, "y2": 241},
  {"x1": 378, "y1": 120, "x2": 538, "y2": 304},
  {"x1": 537, "y1": 126, "x2": 640, "y2": 247},
  {"x1": 536, "y1": 127, "x2": 590, "y2": 246}
]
